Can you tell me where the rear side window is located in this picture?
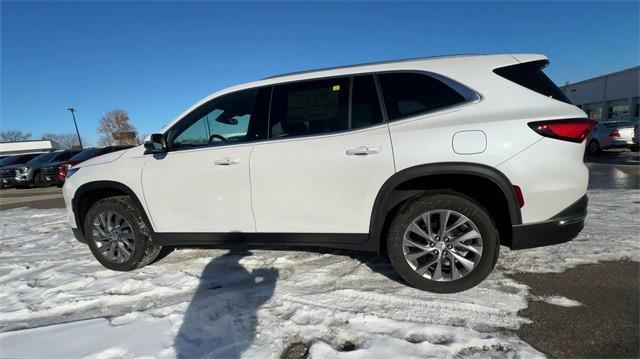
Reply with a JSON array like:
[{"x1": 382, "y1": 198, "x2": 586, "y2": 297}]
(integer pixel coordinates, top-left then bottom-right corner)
[
  {"x1": 494, "y1": 60, "x2": 571, "y2": 104},
  {"x1": 54, "y1": 151, "x2": 77, "y2": 161},
  {"x1": 351, "y1": 75, "x2": 383, "y2": 129},
  {"x1": 378, "y1": 73, "x2": 466, "y2": 121},
  {"x1": 70, "y1": 148, "x2": 98, "y2": 161},
  {"x1": 270, "y1": 77, "x2": 349, "y2": 138}
]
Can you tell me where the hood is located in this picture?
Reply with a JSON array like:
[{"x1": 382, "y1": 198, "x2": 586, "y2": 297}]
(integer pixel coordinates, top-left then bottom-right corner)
[{"x1": 76, "y1": 148, "x2": 130, "y2": 168}]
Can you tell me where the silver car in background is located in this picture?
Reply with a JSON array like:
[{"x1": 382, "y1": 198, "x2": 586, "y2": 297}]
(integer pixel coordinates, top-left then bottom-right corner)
[{"x1": 587, "y1": 121, "x2": 637, "y2": 154}]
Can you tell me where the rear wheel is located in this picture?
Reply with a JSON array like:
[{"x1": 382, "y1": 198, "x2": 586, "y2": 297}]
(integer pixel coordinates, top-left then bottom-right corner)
[
  {"x1": 84, "y1": 196, "x2": 161, "y2": 271},
  {"x1": 386, "y1": 192, "x2": 499, "y2": 293}
]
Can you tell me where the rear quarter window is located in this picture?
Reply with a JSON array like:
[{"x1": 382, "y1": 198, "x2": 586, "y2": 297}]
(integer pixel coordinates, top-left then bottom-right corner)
[
  {"x1": 494, "y1": 60, "x2": 572, "y2": 104},
  {"x1": 378, "y1": 73, "x2": 467, "y2": 121}
]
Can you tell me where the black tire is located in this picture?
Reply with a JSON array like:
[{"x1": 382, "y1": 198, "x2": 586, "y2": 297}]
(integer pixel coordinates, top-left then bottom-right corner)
[
  {"x1": 84, "y1": 195, "x2": 161, "y2": 271},
  {"x1": 631, "y1": 144, "x2": 639, "y2": 152},
  {"x1": 587, "y1": 139, "x2": 600, "y2": 155},
  {"x1": 386, "y1": 192, "x2": 499, "y2": 293},
  {"x1": 34, "y1": 173, "x2": 48, "y2": 188}
]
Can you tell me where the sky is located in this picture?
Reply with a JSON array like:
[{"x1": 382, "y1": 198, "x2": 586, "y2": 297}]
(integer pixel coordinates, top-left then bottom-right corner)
[{"x1": 2, "y1": 1, "x2": 639, "y2": 145}]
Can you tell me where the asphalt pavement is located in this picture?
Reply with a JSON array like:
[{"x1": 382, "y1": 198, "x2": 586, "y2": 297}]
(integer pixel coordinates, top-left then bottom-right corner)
[{"x1": 0, "y1": 186, "x2": 65, "y2": 210}]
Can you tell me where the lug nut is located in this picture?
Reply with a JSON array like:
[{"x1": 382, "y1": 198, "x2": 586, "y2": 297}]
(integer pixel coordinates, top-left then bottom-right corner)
[
  {"x1": 430, "y1": 242, "x2": 435, "y2": 247},
  {"x1": 447, "y1": 245, "x2": 452, "y2": 249}
]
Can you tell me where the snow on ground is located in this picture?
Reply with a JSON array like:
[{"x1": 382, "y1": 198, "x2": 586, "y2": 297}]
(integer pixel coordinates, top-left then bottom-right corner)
[{"x1": 0, "y1": 189, "x2": 638, "y2": 358}]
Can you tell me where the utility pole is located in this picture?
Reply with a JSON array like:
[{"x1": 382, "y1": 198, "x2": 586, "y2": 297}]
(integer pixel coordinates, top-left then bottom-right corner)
[{"x1": 67, "y1": 107, "x2": 83, "y2": 149}]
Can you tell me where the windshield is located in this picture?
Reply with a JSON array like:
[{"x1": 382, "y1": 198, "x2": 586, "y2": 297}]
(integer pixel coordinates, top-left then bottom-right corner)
[
  {"x1": 69, "y1": 148, "x2": 98, "y2": 161},
  {"x1": 26, "y1": 152, "x2": 58, "y2": 165}
]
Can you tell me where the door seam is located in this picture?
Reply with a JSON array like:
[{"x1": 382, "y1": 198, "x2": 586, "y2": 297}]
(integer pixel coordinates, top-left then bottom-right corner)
[{"x1": 248, "y1": 145, "x2": 258, "y2": 232}]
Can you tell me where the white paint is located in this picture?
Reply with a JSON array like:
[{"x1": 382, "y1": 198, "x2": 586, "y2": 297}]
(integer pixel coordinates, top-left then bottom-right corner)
[
  {"x1": 452, "y1": 130, "x2": 487, "y2": 154},
  {"x1": 250, "y1": 125, "x2": 394, "y2": 233},
  {"x1": 64, "y1": 52, "x2": 588, "y2": 231}
]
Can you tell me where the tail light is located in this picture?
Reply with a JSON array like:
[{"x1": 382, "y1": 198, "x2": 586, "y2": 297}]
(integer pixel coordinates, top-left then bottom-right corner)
[
  {"x1": 528, "y1": 119, "x2": 596, "y2": 143},
  {"x1": 609, "y1": 130, "x2": 620, "y2": 138},
  {"x1": 58, "y1": 164, "x2": 71, "y2": 181}
]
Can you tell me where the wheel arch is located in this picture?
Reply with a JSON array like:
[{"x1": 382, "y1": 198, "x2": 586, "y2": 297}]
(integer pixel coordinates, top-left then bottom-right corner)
[
  {"x1": 368, "y1": 163, "x2": 522, "y2": 253},
  {"x1": 72, "y1": 180, "x2": 155, "y2": 237}
]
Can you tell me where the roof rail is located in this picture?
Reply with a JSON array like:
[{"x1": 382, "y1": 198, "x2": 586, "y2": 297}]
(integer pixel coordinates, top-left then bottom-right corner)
[{"x1": 263, "y1": 54, "x2": 484, "y2": 80}]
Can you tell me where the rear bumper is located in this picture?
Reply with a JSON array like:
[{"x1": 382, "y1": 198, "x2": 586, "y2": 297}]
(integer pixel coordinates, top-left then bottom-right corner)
[
  {"x1": 603, "y1": 139, "x2": 635, "y2": 149},
  {"x1": 510, "y1": 195, "x2": 587, "y2": 250}
]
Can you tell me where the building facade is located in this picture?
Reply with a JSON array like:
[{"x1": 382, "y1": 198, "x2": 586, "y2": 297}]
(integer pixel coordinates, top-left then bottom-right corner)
[
  {"x1": 560, "y1": 66, "x2": 639, "y2": 122},
  {"x1": 0, "y1": 139, "x2": 61, "y2": 156}
]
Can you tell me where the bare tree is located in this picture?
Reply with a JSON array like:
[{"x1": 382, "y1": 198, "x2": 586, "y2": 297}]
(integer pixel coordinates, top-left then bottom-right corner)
[
  {"x1": 97, "y1": 109, "x2": 139, "y2": 146},
  {"x1": 0, "y1": 130, "x2": 32, "y2": 142},
  {"x1": 41, "y1": 133, "x2": 88, "y2": 149}
]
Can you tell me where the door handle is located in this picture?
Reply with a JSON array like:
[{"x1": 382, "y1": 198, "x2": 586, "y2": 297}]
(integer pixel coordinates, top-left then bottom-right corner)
[
  {"x1": 346, "y1": 146, "x2": 381, "y2": 156},
  {"x1": 214, "y1": 157, "x2": 240, "y2": 166}
]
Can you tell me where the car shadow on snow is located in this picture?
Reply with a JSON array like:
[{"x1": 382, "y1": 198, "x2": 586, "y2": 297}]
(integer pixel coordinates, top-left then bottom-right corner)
[{"x1": 174, "y1": 247, "x2": 279, "y2": 359}]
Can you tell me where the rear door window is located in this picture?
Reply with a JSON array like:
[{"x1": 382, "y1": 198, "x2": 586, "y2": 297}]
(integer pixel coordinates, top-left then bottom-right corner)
[
  {"x1": 269, "y1": 77, "x2": 350, "y2": 138},
  {"x1": 378, "y1": 73, "x2": 466, "y2": 121}
]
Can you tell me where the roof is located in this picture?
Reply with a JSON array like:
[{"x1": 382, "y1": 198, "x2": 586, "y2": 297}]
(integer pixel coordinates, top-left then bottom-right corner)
[
  {"x1": 263, "y1": 54, "x2": 483, "y2": 80},
  {"x1": 161, "y1": 53, "x2": 546, "y2": 132}
]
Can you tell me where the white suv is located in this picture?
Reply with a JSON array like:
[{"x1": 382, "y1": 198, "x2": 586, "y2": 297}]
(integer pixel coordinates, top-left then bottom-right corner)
[{"x1": 63, "y1": 54, "x2": 594, "y2": 292}]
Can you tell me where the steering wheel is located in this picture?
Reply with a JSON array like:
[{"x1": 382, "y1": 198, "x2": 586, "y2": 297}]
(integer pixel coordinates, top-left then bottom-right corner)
[{"x1": 208, "y1": 134, "x2": 227, "y2": 143}]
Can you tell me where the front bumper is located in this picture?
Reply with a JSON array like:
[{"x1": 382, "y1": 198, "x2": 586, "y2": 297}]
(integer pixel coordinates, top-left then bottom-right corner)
[
  {"x1": 0, "y1": 176, "x2": 31, "y2": 188},
  {"x1": 510, "y1": 195, "x2": 587, "y2": 250}
]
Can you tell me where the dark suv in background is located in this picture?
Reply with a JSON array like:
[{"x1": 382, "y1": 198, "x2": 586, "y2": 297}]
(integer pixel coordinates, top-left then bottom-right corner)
[
  {"x1": 0, "y1": 150, "x2": 80, "y2": 188},
  {"x1": 0, "y1": 153, "x2": 44, "y2": 188},
  {"x1": 40, "y1": 146, "x2": 134, "y2": 187}
]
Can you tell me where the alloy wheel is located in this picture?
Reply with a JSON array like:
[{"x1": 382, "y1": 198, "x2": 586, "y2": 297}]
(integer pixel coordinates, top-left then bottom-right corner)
[
  {"x1": 402, "y1": 209, "x2": 483, "y2": 282},
  {"x1": 91, "y1": 210, "x2": 136, "y2": 263}
]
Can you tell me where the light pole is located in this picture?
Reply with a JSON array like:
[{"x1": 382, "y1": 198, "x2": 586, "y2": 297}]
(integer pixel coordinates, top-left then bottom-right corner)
[{"x1": 67, "y1": 107, "x2": 83, "y2": 149}]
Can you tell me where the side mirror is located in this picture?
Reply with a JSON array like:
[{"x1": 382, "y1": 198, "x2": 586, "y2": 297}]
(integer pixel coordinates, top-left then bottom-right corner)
[{"x1": 144, "y1": 133, "x2": 167, "y2": 154}]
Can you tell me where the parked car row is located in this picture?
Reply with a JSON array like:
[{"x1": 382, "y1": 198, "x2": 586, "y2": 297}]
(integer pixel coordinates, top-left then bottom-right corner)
[
  {"x1": 587, "y1": 120, "x2": 640, "y2": 154},
  {"x1": 0, "y1": 146, "x2": 132, "y2": 189}
]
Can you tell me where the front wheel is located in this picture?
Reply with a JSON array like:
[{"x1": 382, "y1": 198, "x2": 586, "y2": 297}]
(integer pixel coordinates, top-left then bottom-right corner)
[
  {"x1": 34, "y1": 173, "x2": 48, "y2": 188},
  {"x1": 84, "y1": 196, "x2": 162, "y2": 271},
  {"x1": 386, "y1": 192, "x2": 499, "y2": 293}
]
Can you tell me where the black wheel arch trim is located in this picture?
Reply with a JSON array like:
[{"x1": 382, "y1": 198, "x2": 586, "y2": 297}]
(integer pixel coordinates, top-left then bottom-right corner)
[
  {"x1": 72, "y1": 180, "x2": 155, "y2": 241},
  {"x1": 367, "y1": 162, "x2": 523, "y2": 251}
]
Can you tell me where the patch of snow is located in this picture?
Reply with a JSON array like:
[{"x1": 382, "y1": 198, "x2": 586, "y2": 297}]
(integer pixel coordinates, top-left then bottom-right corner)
[{"x1": 0, "y1": 189, "x2": 637, "y2": 357}]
